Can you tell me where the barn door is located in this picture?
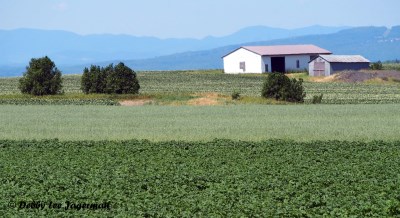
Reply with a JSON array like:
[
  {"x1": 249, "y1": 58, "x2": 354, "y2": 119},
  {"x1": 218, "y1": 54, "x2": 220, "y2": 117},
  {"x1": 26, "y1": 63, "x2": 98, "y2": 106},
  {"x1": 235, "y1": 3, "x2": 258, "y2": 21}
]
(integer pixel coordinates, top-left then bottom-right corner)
[
  {"x1": 314, "y1": 61, "x2": 325, "y2": 76},
  {"x1": 271, "y1": 57, "x2": 285, "y2": 73}
]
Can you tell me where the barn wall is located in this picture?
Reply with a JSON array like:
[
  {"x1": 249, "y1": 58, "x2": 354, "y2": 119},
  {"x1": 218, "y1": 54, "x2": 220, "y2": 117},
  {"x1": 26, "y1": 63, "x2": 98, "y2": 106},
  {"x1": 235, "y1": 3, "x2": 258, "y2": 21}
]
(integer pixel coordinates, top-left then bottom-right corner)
[
  {"x1": 285, "y1": 55, "x2": 311, "y2": 72},
  {"x1": 325, "y1": 62, "x2": 331, "y2": 76},
  {"x1": 330, "y1": 63, "x2": 370, "y2": 74},
  {"x1": 223, "y1": 48, "x2": 263, "y2": 74},
  {"x1": 309, "y1": 57, "x2": 330, "y2": 76},
  {"x1": 309, "y1": 60, "x2": 315, "y2": 76},
  {"x1": 261, "y1": 56, "x2": 271, "y2": 72}
]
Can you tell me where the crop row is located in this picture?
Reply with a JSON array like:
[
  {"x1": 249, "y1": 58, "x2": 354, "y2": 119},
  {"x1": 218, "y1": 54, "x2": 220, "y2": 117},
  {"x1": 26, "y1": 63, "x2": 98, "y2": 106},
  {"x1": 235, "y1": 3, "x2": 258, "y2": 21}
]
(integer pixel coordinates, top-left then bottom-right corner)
[
  {"x1": 1, "y1": 139, "x2": 400, "y2": 217},
  {"x1": 0, "y1": 98, "x2": 119, "y2": 105}
]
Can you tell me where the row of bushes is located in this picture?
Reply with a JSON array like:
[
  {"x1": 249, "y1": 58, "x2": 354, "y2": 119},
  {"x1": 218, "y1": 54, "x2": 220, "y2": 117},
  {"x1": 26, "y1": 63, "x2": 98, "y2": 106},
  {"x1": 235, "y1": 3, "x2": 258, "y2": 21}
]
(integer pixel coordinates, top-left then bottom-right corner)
[
  {"x1": 81, "y1": 63, "x2": 140, "y2": 94},
  {"x1": 18, "y1": 56, "x2": 306, "y2": 103},
  {"x1": 19, "y1": 57, "x2": 140, "y2": 96}
]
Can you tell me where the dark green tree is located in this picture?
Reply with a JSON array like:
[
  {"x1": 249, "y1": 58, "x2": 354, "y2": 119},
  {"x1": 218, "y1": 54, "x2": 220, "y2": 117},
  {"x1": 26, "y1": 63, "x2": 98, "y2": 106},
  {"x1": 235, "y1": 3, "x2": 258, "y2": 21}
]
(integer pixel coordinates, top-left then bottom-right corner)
[
  {"x1": 81, "y1": 65, "x2": 106, "y2": 94},
  {"x1": 105, "y1": 63, "x2": 140, "y2": 94},
  {"x1": 370, "y1": 61, "x2": 383, "y2": 70},
  {"x1": 80, "y1": 62, "x2": 140, "y2": 94},
  {"x1": 261, "y1": 73, "x2": 305, "y2": 102},
  {"x1": 19, "y1": 56, "x2": 62, "y2": 95}
]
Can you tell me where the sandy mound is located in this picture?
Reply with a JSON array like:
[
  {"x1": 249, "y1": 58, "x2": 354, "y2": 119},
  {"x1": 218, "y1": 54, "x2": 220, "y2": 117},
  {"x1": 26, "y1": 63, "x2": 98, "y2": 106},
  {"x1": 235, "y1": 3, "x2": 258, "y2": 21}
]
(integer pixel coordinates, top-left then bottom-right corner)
[
  {"x1": 334, "y1": 70, "x2": 400, "y2": 83},
  {"x1": 308, "y1": 70, "x2": 400, "y2": 83}
]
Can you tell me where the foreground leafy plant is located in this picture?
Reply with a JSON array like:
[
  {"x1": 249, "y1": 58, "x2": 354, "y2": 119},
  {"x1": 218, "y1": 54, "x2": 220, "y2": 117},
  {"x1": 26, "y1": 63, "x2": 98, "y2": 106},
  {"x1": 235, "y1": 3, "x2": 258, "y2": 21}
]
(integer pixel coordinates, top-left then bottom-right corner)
[{"x1": 1, "y1": 139, "x2": 400, "y2": 217}]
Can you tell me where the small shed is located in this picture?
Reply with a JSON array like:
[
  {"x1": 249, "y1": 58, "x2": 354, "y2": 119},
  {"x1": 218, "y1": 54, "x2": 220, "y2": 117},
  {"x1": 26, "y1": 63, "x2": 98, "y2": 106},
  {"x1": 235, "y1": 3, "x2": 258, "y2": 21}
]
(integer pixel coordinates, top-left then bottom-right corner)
[{"x1": 309, "y1": 55, "x2": 370, "y2": 76}]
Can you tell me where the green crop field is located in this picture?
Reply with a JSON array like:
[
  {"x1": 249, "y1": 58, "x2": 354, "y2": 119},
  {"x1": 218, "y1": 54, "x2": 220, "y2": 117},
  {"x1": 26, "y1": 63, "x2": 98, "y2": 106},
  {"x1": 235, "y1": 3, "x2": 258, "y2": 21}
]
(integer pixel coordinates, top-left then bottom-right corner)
[
  {"x1": 1, "y1": 139, "x2": 400, "y2": 217},
  {"x1": 1, "y1": 104, "x2": 400, "y2": 141},
  {"x1": 1, "y1": 70, "x2": 400, "y2": 104}
]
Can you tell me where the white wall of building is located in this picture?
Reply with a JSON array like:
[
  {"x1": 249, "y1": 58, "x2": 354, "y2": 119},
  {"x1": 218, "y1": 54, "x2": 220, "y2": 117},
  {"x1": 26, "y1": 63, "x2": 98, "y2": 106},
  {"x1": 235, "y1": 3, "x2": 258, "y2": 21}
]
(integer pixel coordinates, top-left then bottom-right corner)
[
  {"x1": 261, "y1": 56, "x2": 271, "y2": 73},
  {"x1": 285, "y1": 55, "x2": 311, "y2": 71},
  {"x1": 309, "y1": 60, "x2": 315, "y2": 76},
  {"x1": 223, "y1": 48, "x2": 263, "y2": 74}
]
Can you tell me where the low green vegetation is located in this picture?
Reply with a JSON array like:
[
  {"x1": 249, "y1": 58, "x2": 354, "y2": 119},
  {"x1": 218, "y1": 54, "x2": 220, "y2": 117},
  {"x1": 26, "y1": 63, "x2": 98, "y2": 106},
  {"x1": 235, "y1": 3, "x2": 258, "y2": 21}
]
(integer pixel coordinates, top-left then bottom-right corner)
[
  {"x1": 1, "y1": 104, "x2": 399, "y2": 141},
  {"x1": 231, "y1": 90, "x2": 241, "y2": 100},
  {"x1": 312, "y1": 93, "x2": 324, "y2": 104},
  {"x1": 2, "y1": 139, "x2": 400, "y2": 217},
  {"x1": 0, "y1": 98, "x2": 118, "y2": 105},
  {"x1": 383, "y1": 62, "x2": 400, "y2": 71}
]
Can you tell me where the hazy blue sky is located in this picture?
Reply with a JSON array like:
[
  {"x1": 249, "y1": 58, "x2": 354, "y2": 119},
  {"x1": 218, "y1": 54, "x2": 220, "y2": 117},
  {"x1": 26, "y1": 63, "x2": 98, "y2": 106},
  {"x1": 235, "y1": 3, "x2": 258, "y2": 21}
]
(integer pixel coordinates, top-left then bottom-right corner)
[{"x1": 1, "y1": 0, "x2": 399, "y2": 38}]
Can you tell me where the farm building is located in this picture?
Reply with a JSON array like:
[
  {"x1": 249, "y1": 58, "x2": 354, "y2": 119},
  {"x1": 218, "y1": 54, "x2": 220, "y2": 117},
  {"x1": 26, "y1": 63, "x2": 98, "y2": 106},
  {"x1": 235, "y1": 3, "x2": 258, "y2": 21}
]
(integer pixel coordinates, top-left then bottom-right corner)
[
  {"x1": 309, "y1": 55, "x2": 370, "y2": 76},
  {"x1": 222, "y1": 44, "x2": 332, "y2": 74}
]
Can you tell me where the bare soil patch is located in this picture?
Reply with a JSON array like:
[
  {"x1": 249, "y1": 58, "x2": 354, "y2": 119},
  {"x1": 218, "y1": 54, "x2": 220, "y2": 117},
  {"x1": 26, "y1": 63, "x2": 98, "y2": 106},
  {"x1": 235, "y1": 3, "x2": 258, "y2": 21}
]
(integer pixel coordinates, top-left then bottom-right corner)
[
  {"x1": 187, "y1": 93, "x2": 224, "y2": 106},
  {"x1": 309, "y1": 75, "x2": 337, "y2": 83},
  {"x1": 119, "y1": 99, "x2": 153, "y2": 106}
]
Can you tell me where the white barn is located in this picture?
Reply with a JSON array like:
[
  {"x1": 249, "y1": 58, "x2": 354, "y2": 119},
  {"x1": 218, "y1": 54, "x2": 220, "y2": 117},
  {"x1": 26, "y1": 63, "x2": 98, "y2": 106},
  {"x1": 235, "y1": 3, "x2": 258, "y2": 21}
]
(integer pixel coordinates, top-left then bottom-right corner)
[
  {"x1": 309, "y1": 55, "x2": 370, "y2": 76},
  {"x1": 222, "y1": 44, "x2": 332, "y2": 74}
]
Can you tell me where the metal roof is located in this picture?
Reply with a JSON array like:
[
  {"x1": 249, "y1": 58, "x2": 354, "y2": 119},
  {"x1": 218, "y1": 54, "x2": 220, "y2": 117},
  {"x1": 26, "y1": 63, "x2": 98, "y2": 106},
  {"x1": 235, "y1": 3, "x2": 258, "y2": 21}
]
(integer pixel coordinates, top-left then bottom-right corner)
[
  {"x1": 318, "y1": 55, "x2": 370, "y2": 63},
  {"x1": 241, "y1": 44, "x2": 332, "y2": 56}
]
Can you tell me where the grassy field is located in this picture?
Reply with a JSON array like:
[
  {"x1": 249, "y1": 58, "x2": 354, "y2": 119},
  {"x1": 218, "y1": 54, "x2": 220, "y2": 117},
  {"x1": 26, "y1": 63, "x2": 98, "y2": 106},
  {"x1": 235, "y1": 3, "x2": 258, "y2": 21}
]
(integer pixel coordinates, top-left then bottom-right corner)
[
  {"x1": 1, "y1": 104, "x2": 399, "y2": 141},
  {"x1": 2, "y1": 139, "x2": 400, "y2": 217}
]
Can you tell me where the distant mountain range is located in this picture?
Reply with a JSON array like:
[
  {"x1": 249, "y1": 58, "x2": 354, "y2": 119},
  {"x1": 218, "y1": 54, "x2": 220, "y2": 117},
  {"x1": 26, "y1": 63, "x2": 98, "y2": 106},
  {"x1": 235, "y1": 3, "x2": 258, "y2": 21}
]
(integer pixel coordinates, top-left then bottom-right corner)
[
  {"x1": 117, "y1": 26, "x2": 400, "y2": 71},
  {"x1": 1, "y1": 25, "x2": 400, "y2": 76},
  {"x1": 0, "y1": 25, "x2": 348, "y2": 76}
]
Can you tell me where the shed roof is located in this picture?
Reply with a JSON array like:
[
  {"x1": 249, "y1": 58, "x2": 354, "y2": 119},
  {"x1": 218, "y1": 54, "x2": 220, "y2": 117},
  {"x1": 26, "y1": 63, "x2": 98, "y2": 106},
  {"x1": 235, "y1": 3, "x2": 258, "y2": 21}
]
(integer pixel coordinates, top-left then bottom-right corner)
[
  {"x1": 241, "y1": 44, "x2": 332, "y2": 56},
  {"x1": 317, "y1": 55, "x2": 370, "y2": 63}
]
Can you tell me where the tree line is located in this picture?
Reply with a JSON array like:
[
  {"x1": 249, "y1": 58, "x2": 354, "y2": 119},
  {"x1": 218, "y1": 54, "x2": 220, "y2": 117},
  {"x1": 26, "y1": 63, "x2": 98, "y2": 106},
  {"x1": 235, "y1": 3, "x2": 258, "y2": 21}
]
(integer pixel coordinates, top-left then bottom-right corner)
[
  {"x1": 19, "y1": 56, "x2": 140, "y2": 96},
  {"x1": 18, "y1": 56, "x2": 306, "y2": 103}
]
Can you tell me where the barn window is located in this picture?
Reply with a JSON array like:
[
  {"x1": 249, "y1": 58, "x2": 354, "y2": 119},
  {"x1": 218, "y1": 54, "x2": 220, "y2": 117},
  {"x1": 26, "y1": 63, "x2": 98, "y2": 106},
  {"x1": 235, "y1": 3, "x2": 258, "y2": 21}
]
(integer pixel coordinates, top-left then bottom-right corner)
[
  {"x1": 296, "y1": 60, "x2": 300, "y2": 68},
  {"x1": 265, "y1": 64, "x2": 269, "y2": 72},
  {"x1": 239, "y1": 62, "x2": 246, "y2": 72}
]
